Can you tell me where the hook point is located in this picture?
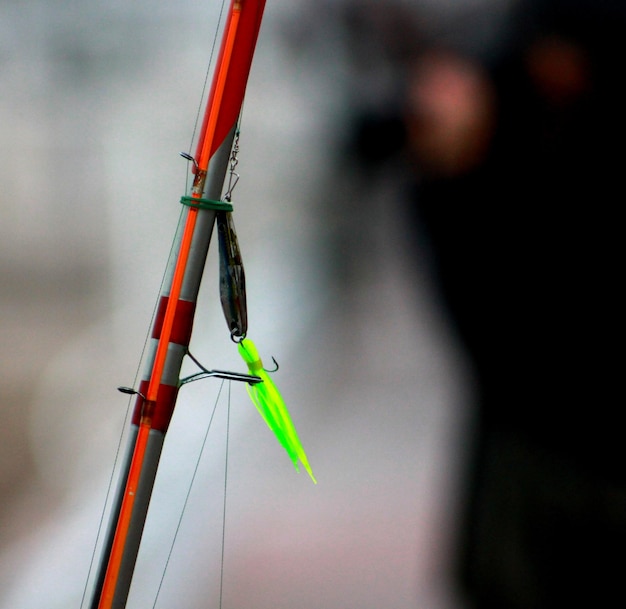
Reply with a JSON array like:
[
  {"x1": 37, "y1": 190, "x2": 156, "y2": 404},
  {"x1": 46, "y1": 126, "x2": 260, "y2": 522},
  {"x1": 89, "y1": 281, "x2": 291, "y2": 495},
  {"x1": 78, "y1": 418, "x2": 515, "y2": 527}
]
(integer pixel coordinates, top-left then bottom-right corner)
[{"x1": 265, "y1": 356, "x2": 279, "y2": 373}]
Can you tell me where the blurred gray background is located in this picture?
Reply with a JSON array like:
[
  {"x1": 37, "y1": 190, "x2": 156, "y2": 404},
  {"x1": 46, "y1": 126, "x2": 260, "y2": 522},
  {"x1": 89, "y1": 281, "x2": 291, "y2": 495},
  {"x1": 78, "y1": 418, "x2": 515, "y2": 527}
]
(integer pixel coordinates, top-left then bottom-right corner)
[{"x1": 0, "y1": 1, "x2": 512, "y2": 607}]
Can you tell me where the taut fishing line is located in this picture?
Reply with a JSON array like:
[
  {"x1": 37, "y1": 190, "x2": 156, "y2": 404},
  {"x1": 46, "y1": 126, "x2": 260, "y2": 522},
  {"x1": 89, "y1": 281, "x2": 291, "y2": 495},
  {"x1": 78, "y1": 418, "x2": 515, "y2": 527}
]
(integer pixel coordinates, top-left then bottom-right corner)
[
  {"x1": 81, "y1": 3, "x2": 229, "y2": 605},
  {"x1": 219, "y1": 381, "x2": 232, "y2": 609},
  {"x1": 184, "y1": 0, "x2": 228, "y2": 193},
  {"x1": 151, "y1": 380, "x2": 232, "y2": 609}
]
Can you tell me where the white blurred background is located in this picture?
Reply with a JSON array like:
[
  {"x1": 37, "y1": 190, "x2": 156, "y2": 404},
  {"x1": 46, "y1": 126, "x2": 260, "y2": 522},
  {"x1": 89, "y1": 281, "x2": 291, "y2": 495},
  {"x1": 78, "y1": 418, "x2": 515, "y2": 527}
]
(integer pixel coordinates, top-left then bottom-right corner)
[{"x1": 0, "y1": 1, "x2": 508, "y2": 607}]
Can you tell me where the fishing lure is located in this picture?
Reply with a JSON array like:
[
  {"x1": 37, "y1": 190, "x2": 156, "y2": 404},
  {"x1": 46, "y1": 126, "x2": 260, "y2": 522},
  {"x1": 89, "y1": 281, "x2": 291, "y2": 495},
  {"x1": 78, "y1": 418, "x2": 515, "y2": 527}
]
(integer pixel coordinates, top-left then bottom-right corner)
[
  {"x1": 217, "y1": 210, "x2": 248, "y2": 340},
  {"x1": 216, "y1": 151, "x2": 314, "y2": 483},
  {"x1": 238, "y1": 338, "x2": 316, "y2": 483}
]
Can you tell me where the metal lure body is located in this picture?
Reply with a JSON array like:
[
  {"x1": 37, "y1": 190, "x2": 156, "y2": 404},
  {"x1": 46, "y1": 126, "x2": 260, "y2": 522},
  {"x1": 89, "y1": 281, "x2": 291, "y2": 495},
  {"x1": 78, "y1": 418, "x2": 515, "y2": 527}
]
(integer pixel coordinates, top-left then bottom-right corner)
[{"x1": 217, "y1": 210, "x2": 248, "y2": 340}]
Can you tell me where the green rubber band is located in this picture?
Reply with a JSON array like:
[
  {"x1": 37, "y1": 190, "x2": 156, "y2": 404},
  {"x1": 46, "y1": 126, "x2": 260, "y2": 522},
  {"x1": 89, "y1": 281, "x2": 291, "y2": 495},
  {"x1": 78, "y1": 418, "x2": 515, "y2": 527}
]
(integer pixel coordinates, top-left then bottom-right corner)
[{"x1": 180, "y1": 196, "x2": 233, "y2": 212}]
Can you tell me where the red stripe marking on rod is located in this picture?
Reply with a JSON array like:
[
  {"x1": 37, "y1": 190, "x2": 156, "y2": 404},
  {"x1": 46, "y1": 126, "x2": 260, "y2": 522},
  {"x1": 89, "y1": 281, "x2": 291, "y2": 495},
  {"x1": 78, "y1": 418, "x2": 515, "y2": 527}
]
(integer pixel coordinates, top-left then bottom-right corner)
[{"x1": 151, "y1": 296, "x2": 196, "y2": 346}]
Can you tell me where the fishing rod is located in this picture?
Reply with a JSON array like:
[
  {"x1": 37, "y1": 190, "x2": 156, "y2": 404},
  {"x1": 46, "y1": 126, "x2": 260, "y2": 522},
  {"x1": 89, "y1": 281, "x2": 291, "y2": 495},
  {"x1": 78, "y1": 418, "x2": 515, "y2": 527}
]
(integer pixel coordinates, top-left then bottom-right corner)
[{"x1": 86, "y1": 2, "x2": 314, "y2": 608}]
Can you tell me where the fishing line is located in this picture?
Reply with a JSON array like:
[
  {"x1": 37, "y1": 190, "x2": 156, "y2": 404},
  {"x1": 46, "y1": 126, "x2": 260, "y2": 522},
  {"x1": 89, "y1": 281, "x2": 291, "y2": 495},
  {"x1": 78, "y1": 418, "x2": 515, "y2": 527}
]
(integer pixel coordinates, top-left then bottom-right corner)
[
  {"x1": 184, "y1": 0, "x2": 228, "y2": 192},
  {"x1": 151, "y1": 379, "x2": 228, "y2": 609},
  {"x1": 219, "y1": 381, "x2": 232, "y2": 609}
]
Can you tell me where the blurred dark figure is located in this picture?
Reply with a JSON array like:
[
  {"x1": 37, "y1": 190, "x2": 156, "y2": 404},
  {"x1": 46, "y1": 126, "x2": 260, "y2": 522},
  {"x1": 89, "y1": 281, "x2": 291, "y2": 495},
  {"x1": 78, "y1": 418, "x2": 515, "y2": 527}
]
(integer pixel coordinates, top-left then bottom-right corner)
[{"x1": 348, "y1": 1, "x2": 625, "y2": 607}]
